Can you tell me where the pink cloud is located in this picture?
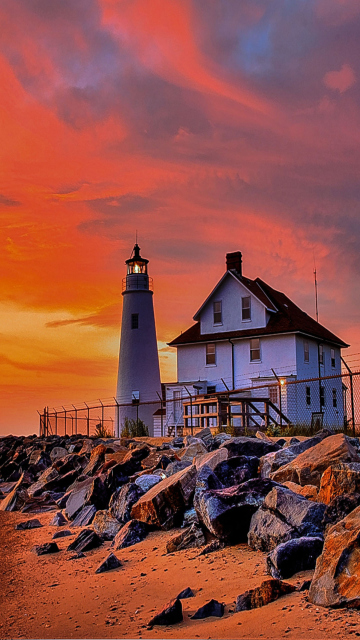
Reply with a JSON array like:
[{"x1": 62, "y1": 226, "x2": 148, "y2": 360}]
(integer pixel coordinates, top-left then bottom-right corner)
[{"x1": 324, "y1": 63, "x2": 356, "y2": 93}]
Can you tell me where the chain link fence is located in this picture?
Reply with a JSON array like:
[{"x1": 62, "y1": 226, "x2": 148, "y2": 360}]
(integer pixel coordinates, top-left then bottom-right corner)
[{"x1": 39, "y1": 371, "x2": 360, "y2": 438}]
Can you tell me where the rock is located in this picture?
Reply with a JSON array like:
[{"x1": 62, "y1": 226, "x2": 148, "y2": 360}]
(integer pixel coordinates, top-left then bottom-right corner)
[
  {"x1": 109, "y1": 483, "x2": 144, "y2": 524},
  {"x1": 70, "y1": 505, "x2": 97, "y2": 527},
  {"x1": 176, "y1": 587, "x2": 194, "y2": 599},
  {"x1": 256, "y1": 431, "x2": 275, "y2": 443},
  {"x1": 53, "y1": 529, "x2": 72, "y2": 539},
  {"x1": 195, "y1": 474, "x2": 279, "y2": 542},
  {"x1": 105, "y1": 458, "x2": 143, "y2": 493},
  {"x1": 148, "y1": 598, "x2": 183, "y2": 626},
  {"x1": 112, "y1": 519, "x2": 149, "y2": 549},
  {"x1": 212, "y1": 432, "x2": 232, "y2": 449},
  {"x1": 68, "y1": 551, "x2": 86, "y2": 560},
  {"x1": 169, "y1": 437, "x2": 184, "y2": 449},
  {"x1": 213, "y1": 456, "x2": 259, "y2": 487},
  {"x1": 282, "y1": 481, "x2": 319, "y2": 502},
  {"x1": 92, "y1": 510, "x2": 122, "y2": 541},
  {"x1": 191, "y1": 599, "x2": 224, "y2": 619},
  {"x1": 309, "y1": 505, "x2": 360, "y2": 607},
  {"x1": 50, "y1": 447, "x2": 68, "y2": 461},
  {"x1": 166, "y1": 524, "x2": 205, "y2": 553},
  {"x1": 260, "y1": 431, "x2": 332, "y2": 478},
  {"x1": 135, "y1": 474, "x2": 161, "y2": 493},
  {"x1": 141, "y1": 451, "x2": 174, "y2": 471},
  {"x1": 267, "y1": 537, "x2": 324, "y2": 579},
  {"x1": 318, "y1": 463, "x2": 360, "y2": 504},
  {"x1": 32, "y1": 542, "x2": 59, "y2": 555},
  {"x1": 220, "y1": 436, "x2": 279, "y2": 458},
  {"x1": 193, "y1": 427, "x2": 214, "y2": 449},
  {"x1": 95, "y1": 553, "x2": 122, "y2": 574},
  {"x1": 182, "y1": 507, "x2": 200, "y2": 528},
  {"x1": 0, "y1": 473, "x2": 29, "y2": 511},
  {"x1": 298, "y1": 579, "x2": 312, "y2": 591},
  {"x1": 65, "y1": 476, "x2": 108, "y2": 520},
  {"x1": 131, "y1": 465, "x2": 197, "y2": 530},
  {"x1": 49, "y1": 511, "x2": 68, "y2": 526},
  {"x1": 15, "y1": 518, "x2": 42, "y2": 530},
  {"x1": 195, "y1": 448, "x2": 228, "y2": 472},
  {"x1": 276, "y1": 439, "x2": 286, "y2": 447},
  {"x1": 179, "y1": 439, "x2": 208, "y2": 460},
  {"x1": 198, "y1": 539, "x2": 225, "y2": 555},
  {"x1": 248, "y1": 486, "x2": 326, "y2": 552},
  {"x1": 322, "y1": 493, "x2": 360, "y2": 533},
  {"x1": 67, "y1": 529, "x2": 102, "y2": 553},
  {"x1": 82, "y1": 444, "x2": 107, "y2": 476},
  {"x1": 236, "y1": 579, "x2": 296, "y2": 611},
  {"x1": 271, "y1": 434, "x2": 360, "y2": 488},
  {"x1": 164, "y1": 460, "x2": 192, "y2": 477}
]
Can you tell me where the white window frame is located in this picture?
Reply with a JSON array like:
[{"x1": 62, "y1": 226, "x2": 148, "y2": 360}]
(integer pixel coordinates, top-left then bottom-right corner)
[
  {"x1": 206, "y1": 343, "x2": 216, "y2": 366},
  {"x1": 250, "y1": 338, "x2": 261, "y2": 362},
  {"x1": 319, "y1": 344, "x2": 324, "y2": 365},
  {"x1": 213, "y1": 300, "x2": 222, "y2": 325},
  {"x1": 242, "y1": 296, "x2": 251, "y2": 321},
  {"x1": 304, "y1": 340, "x2": 309, "y2": 363},
  {"x1": 331, "y1": 348, "x2": 336, "y2": 368}
]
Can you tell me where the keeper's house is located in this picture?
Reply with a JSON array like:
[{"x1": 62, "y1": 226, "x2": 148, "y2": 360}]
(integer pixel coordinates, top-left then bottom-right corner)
[{"x1": 163, "y1": 251, "x2": 348, "y2": 433}]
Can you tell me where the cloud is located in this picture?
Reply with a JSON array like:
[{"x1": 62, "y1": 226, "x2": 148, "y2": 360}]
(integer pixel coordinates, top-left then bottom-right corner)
[
  {"x1": 0, "y1": 194, "x2": 21, "y2": 207},
  {"x1": 324, "y1": 63, "x2": 356, "y2": 93},
  {"x1": 46, "y1": 303, "x2": 121, "y2": 329}
]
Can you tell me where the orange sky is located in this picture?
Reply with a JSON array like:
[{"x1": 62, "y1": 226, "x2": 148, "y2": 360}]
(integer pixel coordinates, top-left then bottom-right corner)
[{"x1": 1, "y1": 0, "x2": 360, "y2": 435}]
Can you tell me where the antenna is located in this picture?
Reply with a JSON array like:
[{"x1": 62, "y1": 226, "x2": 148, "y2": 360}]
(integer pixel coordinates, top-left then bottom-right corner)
[
  {"x1": 135, "y1": 229, "x2": 138, "y2": 244},
  {"x1": 313, "y1": 254, "x2": 319, "y2": 323}
]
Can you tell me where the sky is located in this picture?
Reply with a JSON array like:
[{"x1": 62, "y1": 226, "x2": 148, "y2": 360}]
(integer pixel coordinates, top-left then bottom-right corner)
[{"x1": 1, "y1": 0, "x2": 360, "y2": 435}]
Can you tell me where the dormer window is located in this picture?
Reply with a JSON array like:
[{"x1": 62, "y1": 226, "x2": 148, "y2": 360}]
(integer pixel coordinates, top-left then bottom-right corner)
[
  {"x1": 213, "y1": 301, "x2": 222, "y2": 325},
  {"x1": 242, "y1": 296, "x2": 251, "y2": 321}
]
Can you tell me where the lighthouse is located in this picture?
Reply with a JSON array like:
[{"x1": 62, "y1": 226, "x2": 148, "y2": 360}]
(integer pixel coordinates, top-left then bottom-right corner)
[{"x1": 116, "y1": 243, "x2": 162, "y2": 436}]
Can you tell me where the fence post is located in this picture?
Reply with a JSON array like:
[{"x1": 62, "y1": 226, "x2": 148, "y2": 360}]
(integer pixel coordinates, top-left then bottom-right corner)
[
  {"x1": 99, "y1": 399, "x2": 104, "y2": 430},
  {"x1": 72, "y1": 405, "x2": 78, "y2": 435},
  {"x1": 271, "y1": 369, "x2": 283, "y2": 429},
  {"x1": 113, "y1": 398, "x2": 120, "y2": 437},
  {"x1": 342, "y1": 359, "x2": 355, "y2": 437},
  {"x1": 63, "y1": 407, "x2": 67, "y2": 436},
  {"x1": 156, "y1": 392, "x2": 164, "y2": 437}
]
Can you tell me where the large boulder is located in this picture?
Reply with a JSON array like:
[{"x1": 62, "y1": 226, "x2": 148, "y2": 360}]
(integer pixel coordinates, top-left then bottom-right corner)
[
  {"x1": 195, "y1": 448, "x2": 228, "y2": 472},
  {"x1": 130, "y1": 465, "x2": 197, "y2": 529},
  {"x1": 112, "y1": 519, "x2": 149, "y2": 549},
  {"x1": 68, "y1": 528, "x2": 102, "y2": 553},
  {"x1": 270, "y1": 434, "x2": 360, "y2": 488},
  {"x1": 213, "y1": 456, "x2": 259, "y2": 487},
  {"x1": 0, "y1": 473, "x2": 30, "y2": 511},
  {"x1": 92, "y1": 510, "x2": 122, "y2": 541},
  {"x1": 70, "y1": 505, "x2": 97, "y2": 527},
  {"x1": 322, "y1": 493, "x2": 360, "y2": 533},
  {"x1": 148, "y1": 598, "x2": 183, "y2": 626},
  {"x1": 248, "y1": 486, "x2": 326, "y2": 552},
  {"x1": 220, "y1": 436, "x2": 279, "y2": 459},
  {"x1": 260, "y1": 432, "x2": 332, "y2": 478},
  {"x1": 82, "y1": 444, "x2": 107, "y2": 476},
  {"x1": 135, "y1": 474, "x2": 161, "y2": 493},
  {"x1": 50, "y1": 447, "x2": 68, "y2": 462},
  {"x1": 282, "y1": 481, "x2": 319, "y2": 502},
  {"x1": 318, "y1": 463, "x2": 360, "y2": 504},
  {"x1": 179, "y1": 439, "x2": 208, "y2": 460},
  {"x1": 194, "y1": 471, "x2": 279, "y2": 542},
  {"x1": 309, "y1": 506, "x2": 360, "y2": 608},
  {"x1": 109, "y1": 483, "x2": 144, "y2": 524},
  {"x1": 267, "y1": 537, "x2": 324, "y2": 579},
  {"x1": 65, "y1": 476, "x2": 108, "y2": 520}
]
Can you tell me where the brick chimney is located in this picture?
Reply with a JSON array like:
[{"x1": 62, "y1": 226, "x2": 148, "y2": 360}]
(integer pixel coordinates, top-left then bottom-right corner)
[{"x1": 226, "y1": 251, "x2": 242, "y2": 275}]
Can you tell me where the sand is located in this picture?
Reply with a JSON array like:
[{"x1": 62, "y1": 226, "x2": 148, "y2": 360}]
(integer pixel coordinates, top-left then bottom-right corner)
[{"x1": 1, "y1": 510, "x2": 360, "y2": 639}]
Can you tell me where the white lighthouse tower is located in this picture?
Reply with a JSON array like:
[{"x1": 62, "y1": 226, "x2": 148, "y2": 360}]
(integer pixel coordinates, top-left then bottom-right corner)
[{"x1": 116, "y1": 243, "x2": 161, "y2": 436}]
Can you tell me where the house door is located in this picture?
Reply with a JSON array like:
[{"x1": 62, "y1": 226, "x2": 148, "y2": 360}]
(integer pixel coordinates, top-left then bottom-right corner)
[{"x1": 173, "y1": 391, "x2": 182, "y2": 422}]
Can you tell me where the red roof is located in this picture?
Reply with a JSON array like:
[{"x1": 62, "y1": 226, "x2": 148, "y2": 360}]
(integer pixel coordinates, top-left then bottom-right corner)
[{"x1": 169, "y1": 276, "x2": 348, "y2": 348}]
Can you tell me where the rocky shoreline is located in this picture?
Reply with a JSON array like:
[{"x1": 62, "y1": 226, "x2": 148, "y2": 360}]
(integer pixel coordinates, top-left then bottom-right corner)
[{"x1": 2, "y1": 428, "x2": 360, "y2": 636}]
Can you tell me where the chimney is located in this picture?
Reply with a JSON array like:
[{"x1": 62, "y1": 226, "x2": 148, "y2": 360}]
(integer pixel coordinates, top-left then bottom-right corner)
[{"x1": 226, "y1": 251, "x2": 242, "y2": 275}]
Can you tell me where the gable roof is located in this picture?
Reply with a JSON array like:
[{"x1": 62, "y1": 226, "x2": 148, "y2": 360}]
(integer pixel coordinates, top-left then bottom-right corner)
[
  {"x1": 169, "y1": 275, "x2": 348, "y2": 348},
  {"x1": 193, "y1": 270, "x2": 277, "y2": 320}
]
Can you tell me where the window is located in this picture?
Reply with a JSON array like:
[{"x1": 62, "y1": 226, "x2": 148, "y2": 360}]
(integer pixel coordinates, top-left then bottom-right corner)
[
  {"x1": 331, "y1": 348, "x2": 336, "y2": 368},
  {"x1": 213, "y1": 301, "x2": 222, "y2": 324},
  {"x1": 206, "y1": 343, "x2": 216, "y2": 365},
  {"x1": 131, "y1": 313, "x2": 139, "y2": 329},
  {"x1": 132, "y1": 391, "x2": 140, "y2": 404},
  {"x1": 269, "y1": 386, "x2": 278, "y2": 404},
  {"x1": 306, "y1": 386, "x2": 311, "y2": 406},
  {"x1": 332, "y1": 388, "x2": 337, "y2": 408},
  {"x1": 250, "y1": 338, "x2": 260, "y2": 361},
  {"x1": 319, "y1": 344, "x2": 324, "y2": 365},
  {"x1": 207, "y1": 386, "x2": 216, "y2": 394},
  {"x1": 320, "y1": 386, "x2": 325, "y2": 408},
  {"x1": 304, "y1": 341, "x2": 309, "y2": 363},
  {"x1": 242, "y1": 296, "x2": 251, "y2": 321}
]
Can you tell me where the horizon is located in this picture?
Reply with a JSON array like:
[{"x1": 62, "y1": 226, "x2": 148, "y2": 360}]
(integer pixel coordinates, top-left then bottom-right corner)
[{"x1": 1, "y1": 0, "x2": 360, "y2": 435}]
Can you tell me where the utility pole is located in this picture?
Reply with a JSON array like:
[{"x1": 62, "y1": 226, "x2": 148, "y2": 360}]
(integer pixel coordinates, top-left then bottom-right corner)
[{"x1": 314, "y1": 260, "x2": 319, "y2": 322}]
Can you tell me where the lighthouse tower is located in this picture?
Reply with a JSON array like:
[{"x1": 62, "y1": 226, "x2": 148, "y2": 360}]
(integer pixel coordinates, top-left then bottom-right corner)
[{"x1": 116, "y1": 243, "x2": 161, "y2": 436}]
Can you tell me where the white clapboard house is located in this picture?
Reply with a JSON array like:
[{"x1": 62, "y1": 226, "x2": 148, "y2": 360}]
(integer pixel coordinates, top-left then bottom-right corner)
[{"x1": 162, "y1": 251, "x2": 348, "y2": 434}]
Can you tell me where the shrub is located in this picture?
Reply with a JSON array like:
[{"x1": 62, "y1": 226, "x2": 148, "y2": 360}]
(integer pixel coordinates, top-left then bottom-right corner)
[
  {"x1": 121, "y1": 417, "x2": 149, "y2": 438},
  {"x1": 94, "y1": 422, "x2": 113, "y2": 438}
]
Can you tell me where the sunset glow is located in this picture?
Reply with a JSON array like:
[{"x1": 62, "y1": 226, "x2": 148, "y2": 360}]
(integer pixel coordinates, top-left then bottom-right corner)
[{"x1": 1, "y1": 0, "x2": 360, "y2": 434}]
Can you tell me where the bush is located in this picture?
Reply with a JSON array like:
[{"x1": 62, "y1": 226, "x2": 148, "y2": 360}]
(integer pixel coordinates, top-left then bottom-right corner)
[
  {"x1": 121, "y1": 417, "x2": 149, "y2": 438},
  {"x1": 94, "y1": 422, "x2": 113, "y2": 438}
]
